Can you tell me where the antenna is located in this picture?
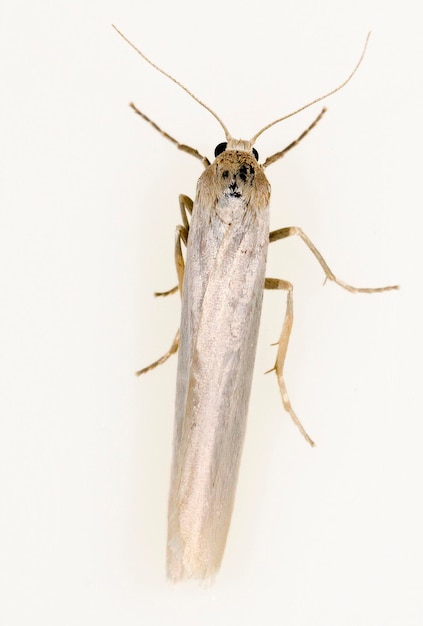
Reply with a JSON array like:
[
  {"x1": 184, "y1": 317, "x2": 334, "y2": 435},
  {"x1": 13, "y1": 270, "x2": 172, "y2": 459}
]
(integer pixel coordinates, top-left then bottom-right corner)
[
  {"x1": 112, "y1": 25, "x2": 231, "y2": 140},
  {"x1": 250, "y1": 32, "x2": 371, "y2": 144}
]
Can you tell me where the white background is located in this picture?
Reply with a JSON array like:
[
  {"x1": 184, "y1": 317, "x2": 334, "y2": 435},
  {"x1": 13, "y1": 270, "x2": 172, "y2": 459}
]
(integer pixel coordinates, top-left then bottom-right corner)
[{"x1": 1, "y1": 0, "x2": 421, "y2": 624}]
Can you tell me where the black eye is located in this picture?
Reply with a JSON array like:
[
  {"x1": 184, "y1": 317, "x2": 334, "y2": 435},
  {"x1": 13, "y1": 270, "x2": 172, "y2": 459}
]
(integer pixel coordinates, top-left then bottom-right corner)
[
  {"x1": 252, "y1": 148, "x2": 259, "y2": 161},
  {"x1": 214, "y1": 142, "x2": 227, "y2": 157}
]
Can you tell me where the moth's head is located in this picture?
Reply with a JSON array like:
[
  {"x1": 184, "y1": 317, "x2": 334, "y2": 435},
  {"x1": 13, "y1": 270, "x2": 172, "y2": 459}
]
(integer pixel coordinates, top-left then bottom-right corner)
[
  {"x1": 113, "y1": 26, "x2": 370, "y2": 172},
  {"x1": 199, "y1": 139, "x2": 270, "y2": 211}
]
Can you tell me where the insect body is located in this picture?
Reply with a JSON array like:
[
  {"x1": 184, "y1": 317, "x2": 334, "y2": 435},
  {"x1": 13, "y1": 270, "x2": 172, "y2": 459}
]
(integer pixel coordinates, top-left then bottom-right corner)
[
  {"x1": 113, "y1": 27, "x2": 398, "y2": 582},
  {"x1": 168, "y1": 146, "x2": 270, "y2": 580}
]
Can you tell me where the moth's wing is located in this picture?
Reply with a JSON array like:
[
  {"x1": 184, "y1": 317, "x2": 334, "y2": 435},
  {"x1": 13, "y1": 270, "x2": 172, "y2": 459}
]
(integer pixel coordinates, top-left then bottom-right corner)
[{"x1": 167, "y1": 204, "x2": 269, "y2": 581}]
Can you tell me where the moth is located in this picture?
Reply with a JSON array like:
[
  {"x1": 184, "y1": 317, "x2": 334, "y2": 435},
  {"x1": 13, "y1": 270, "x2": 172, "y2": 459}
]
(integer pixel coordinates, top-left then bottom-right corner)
[{"x1": 113, "y1": 27, "x2": 398, "y2": 582}]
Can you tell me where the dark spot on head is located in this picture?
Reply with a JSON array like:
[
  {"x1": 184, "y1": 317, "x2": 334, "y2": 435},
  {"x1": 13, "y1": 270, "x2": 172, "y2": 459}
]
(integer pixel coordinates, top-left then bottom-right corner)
[
  {"x1": 249, "y1": 164, "x2": 255, "y2": 184},
  {"x1": 222, "y1": 170, "x2": 229, "y2": 179},
  {"x1": 239, "y1": 164, "x2": 248, "y2": 182},
  {"x1": 229, "y1": 181, "x2": 241, "y2": 198},
  {"x1": 237, "y1": 163, "x2": 255, "y2": 184}
]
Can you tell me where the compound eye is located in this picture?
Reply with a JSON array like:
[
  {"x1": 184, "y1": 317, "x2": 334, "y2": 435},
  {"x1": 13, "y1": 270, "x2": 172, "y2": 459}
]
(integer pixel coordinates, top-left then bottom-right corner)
[
  {"x1": 252, "y1": 148, "x2": 259, "y2": 161},
  {"x1": 214, "y1": 142, "x2": 227, "y2": 157}
]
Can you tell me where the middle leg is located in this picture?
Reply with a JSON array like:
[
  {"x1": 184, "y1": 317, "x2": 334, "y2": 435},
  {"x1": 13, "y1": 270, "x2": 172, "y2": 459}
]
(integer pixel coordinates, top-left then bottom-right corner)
[{"x1": 265, "y1": 277, "x2": 315, "y2": 446}]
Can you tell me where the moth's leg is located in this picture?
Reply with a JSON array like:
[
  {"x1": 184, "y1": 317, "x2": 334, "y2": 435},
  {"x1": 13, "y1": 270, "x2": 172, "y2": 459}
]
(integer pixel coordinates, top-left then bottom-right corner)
[
  {"x1": 265, "y1": 278, "x2": 315, "y2": 447},
  {"x1": 269, "y1": 227, "x2": 399, "y2": 293},
  {"x1": 178, "y1": 194, "x2": 193, "y2": 231},
  {"x1": 129, "y1": 102, "x2": 211, "y2": 168},
  {"x1": 136, "y1": 329, "x2": 179, "y2": 376},
  {"x1": 136, "y1": 201, "x2": 190, "y2": 376},
  {"x1": 154, "y1": 285, "x2": 178, "y2": 297},
  {"x1": 155, "y1": 194, "x2": 192, "y2": 297},
  {"x1": 263, "y1": 108, "x2": 326, "y2": 169},
  {"x1": 136, "y1": 219, "x2": 184, "y2": 375},
  {"x1": 175, "y1": 194, "x2": 192, "y2": 294}
]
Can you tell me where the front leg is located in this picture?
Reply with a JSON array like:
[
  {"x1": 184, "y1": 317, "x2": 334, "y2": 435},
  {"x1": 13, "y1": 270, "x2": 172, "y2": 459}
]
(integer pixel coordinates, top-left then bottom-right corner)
[{"x1": 269, "y1": 227, "x2": 399, "y2": 293}]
